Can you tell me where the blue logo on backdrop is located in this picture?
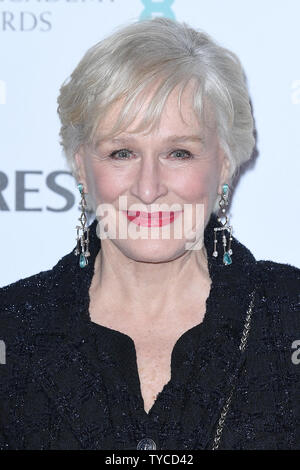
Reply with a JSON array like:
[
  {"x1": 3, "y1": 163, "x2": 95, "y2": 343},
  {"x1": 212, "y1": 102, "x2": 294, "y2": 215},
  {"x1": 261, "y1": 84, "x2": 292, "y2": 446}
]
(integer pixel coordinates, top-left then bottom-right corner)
[{"x1": 139, "y1": 0, "x2": 175, "y2": 20}]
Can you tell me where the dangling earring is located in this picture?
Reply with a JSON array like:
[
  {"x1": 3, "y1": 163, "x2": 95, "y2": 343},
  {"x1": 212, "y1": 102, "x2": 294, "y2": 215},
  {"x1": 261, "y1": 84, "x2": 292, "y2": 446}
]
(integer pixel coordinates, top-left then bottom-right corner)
[
  {"x1": 212, "y1": 183, "x2": 233, "y2": 265},
  {"x1": 74, "y1": 183, "x2": 90, "y2": 268}
]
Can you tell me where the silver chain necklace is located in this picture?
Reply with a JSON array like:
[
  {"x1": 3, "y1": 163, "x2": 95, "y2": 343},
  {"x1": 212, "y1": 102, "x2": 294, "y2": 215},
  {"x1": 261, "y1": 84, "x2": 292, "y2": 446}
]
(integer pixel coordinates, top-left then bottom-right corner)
[{"x1": 211, "y1": 289, "x2": 256, "y2": 450}]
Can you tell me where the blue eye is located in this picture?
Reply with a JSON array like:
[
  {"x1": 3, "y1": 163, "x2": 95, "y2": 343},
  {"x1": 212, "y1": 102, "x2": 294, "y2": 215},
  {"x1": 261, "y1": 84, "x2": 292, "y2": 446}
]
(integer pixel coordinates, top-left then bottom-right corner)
[
  {"x1": 108, "y1": 148, "x2": 194, "y2": 160},
  {"x1": 170, "y1": 149, "x2": 193, "y2": 159},
  {"x1": 109, "y1": 149, "x2": 133, "y2": 160}
]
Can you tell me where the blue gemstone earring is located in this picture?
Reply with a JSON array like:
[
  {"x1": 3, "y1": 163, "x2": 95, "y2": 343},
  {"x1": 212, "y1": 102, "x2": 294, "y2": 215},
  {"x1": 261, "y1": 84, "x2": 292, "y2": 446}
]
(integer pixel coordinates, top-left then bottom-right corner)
[
  {"x1": 74, "y1": 183, "x2": 90, "y2": 268},
  {"x1": 212, "y1": 183, "x2": 233, "y2": 265}
]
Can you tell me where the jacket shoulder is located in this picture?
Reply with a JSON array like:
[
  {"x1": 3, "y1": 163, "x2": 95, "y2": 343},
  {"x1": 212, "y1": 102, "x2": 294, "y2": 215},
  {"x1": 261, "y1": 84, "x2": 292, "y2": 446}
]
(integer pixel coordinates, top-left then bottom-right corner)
[
  {"x1": 255, "y1": 259, "x2": 300, "y2": 298},
  {"x1": 0, "y1": 250, "x2": 74, "y2": 335},
  {"x1": 1, "y1": 267, "x2": 54, "y2": 303},
  {"x1": 255, "y1": 259, "x2": 300, "y2": 340},
  {"x1": 0, "y1": 269, "x2": 56, "y2": 342}
]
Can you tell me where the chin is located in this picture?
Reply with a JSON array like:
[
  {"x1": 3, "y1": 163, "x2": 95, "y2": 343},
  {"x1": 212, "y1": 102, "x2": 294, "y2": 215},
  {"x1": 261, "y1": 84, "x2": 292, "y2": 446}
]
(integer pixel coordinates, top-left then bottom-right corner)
[{"x1": 117, "y1": 239, "x2": 186, "y2": 264}]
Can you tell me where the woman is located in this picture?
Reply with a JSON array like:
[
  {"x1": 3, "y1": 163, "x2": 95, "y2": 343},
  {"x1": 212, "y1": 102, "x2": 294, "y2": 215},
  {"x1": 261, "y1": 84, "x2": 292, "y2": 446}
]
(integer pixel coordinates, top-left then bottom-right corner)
[{"x1": 0, "y1": 17, "x2": 299, "y2": 451}]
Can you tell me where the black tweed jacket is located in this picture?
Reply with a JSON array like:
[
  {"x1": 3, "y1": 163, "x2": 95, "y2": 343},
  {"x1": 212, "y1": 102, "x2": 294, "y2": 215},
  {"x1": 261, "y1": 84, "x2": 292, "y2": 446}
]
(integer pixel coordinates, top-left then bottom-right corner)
[{"x1": 0, "y1": 213, "x2": 299, "y2": 450}]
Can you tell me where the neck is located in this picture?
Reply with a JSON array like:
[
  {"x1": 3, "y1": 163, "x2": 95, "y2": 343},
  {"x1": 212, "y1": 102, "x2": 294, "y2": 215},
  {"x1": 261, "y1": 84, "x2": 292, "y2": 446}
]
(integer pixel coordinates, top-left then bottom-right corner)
[{"x1": 88, "y1": 239, "x2": 211, "y2": 324}]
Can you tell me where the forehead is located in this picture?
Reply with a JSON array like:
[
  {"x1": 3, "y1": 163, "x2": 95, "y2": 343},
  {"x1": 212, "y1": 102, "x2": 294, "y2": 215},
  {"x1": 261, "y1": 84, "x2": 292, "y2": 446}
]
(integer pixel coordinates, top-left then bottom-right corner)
[
  {"x1": 103, "y1": 134, "x2": 206, "y2": 145},
  {"x1": 95, "y1": 80, "x2": 214, "y2": 141}
]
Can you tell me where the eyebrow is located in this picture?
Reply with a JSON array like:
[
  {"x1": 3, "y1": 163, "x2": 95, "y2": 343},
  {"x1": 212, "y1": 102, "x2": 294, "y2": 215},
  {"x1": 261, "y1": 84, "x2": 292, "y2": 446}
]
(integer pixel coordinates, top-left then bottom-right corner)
[{"x1": 98, "y1": 134, "x2": 205, "y2": 145}]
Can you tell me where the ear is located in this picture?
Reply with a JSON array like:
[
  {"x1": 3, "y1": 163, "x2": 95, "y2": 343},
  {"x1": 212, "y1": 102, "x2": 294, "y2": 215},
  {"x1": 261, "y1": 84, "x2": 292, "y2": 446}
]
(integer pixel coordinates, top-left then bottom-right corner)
[
  {"x1": 74, "y1": 148, "x2": 88, "y2": 192},
  {"x1": 217, "y1": 150, "x2": 231, "y2": 195}
]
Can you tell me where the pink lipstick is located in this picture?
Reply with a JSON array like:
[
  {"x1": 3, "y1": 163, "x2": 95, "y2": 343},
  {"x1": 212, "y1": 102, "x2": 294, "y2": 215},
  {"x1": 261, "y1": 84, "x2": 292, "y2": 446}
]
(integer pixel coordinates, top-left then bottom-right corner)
[{"x1": 124, "y1": 210, "x2": 182, "y2": 227}]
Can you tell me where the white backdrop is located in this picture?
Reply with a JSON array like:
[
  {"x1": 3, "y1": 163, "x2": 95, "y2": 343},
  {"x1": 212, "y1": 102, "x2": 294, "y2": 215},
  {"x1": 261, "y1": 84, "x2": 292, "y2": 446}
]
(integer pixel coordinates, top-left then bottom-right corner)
[{"x1": 1, "y1": 0, "x2": 299, "y2": 287}]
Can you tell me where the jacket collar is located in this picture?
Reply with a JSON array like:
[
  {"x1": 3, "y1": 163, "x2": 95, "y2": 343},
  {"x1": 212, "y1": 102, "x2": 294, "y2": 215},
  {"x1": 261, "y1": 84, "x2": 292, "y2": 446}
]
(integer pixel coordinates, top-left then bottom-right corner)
[{"x1": 51, "y1": 210, "x2": 257, "y2": 326}]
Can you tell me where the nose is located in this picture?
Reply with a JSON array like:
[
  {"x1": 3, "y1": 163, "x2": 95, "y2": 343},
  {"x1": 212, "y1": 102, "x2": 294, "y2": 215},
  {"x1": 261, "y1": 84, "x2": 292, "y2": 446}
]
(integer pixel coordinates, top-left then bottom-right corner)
[{"x1": 129, "y1": 153, "x2": 168, "y2": 205}]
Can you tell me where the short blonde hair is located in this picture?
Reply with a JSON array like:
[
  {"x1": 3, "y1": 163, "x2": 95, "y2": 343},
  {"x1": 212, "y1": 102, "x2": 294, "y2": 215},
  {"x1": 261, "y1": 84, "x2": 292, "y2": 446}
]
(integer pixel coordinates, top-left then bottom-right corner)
[{"x1": 57, "y1": 17, "x2": 255, "y2": 214}]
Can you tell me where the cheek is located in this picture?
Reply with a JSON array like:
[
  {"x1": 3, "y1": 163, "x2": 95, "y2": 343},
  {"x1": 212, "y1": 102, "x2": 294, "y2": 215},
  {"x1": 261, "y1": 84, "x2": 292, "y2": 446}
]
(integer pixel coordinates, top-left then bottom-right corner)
[
  {"x1": 176, "y1": 164, "x2": 219, "y2": 202},
  {"x1": 86, "y1": 163, "x2": 127, "y2": 203}
]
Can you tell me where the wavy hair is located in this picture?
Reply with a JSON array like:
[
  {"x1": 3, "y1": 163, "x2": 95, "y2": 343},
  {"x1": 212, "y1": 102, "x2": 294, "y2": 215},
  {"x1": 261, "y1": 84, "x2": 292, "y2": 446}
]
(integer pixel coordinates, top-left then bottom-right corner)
[{"x1": 57, "y1": 17, "x2": 255, "y2": 213}]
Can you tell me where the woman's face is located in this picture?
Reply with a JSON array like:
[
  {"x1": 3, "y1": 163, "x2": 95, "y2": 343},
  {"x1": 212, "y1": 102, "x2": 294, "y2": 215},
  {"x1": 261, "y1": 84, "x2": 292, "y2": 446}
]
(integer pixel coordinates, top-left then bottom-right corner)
[{"x1": 75, "y1": 81, "x2": 230, "y2": 263}]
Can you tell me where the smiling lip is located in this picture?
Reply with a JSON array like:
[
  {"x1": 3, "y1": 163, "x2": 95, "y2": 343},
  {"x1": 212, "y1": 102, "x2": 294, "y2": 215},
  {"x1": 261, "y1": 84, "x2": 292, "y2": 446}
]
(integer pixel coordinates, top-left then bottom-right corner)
[{"x1": 123, "y1": 210, "x2": 183, "y2": 227}]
